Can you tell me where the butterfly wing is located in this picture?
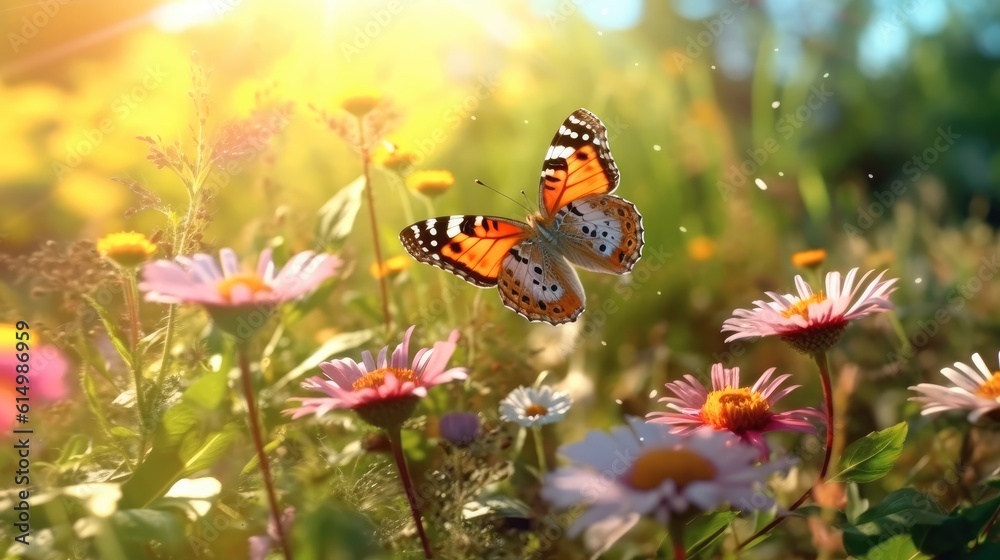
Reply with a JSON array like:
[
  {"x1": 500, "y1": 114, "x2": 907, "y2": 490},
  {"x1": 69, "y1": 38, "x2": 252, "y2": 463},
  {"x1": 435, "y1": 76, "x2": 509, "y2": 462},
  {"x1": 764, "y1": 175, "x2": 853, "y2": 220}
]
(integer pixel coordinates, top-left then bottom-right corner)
[
  {"x1": 552, "y1": 194, "x2": 644, "y2": 274},
  {"x1": 497, "y1": 238, "x2": 586, "y2": 324},
  {"x1": 538, "y1": 108, "x2": 620, "y2": 219},
  {"x1": 399, "y1": 216, "x2": 530, "y2": 287}
]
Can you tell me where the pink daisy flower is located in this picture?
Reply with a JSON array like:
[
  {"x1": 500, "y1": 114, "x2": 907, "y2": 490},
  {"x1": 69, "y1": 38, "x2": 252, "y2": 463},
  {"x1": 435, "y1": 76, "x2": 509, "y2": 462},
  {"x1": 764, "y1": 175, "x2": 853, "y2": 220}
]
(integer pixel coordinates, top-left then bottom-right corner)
[
  {"x1": 285, "y1": 325, "x2": 467, "y2": 429},
  {"x1": 542, "y1": 418, "x2": 793, "y2": 556},
  {"x1": 909, "y1": 351, "x2": 1000, "y2": 423},
  {"x1": 647, "y1": 364, "x2": 823, "y2": 460},
  {"x1": 722, "y1": 268, "x2": 898, "y2": 354},
  {"x1": 140, "y1": 248, "x2": 339, "y2": 308},
  {"x1": 139, "y1": 248, "x2": 339, "y2": 335}
]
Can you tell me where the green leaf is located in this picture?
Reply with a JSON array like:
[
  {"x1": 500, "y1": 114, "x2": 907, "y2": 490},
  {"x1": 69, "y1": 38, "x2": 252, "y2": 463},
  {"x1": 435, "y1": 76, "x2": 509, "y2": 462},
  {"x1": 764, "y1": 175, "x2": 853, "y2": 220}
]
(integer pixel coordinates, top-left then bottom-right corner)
[
  {"x1": 272, "y1": 329, "x2": 374, "y2": 391},
  {"x1": 55, "y1": 434, "x2": 91, "y2": 465},
  {"x1": 842, "y1": 488, "x2": 948, "y2": 556},
  {"x1": 159, "y1": 402, "x2": 200, "y2": 445},
  {"x1": 316, "y1": 175, "x2": 365, "y2": 247},
  {"x1": 684, "y1": 511, "x2": 738, "y2": 557},
  {"x1": 860, "y1": 535, "x2": 931, "y2": 560},
  {"x1": 180, "y1": 422, "x2": 241, "y2": 476},
  {"x1": 832, "y1": 422, "x2": 908, "y2": 483},
  {"x1": 84, "y1": 294, "x2": 133, "y2": 368},
  {"x1": 293, "y1": 502, "x2": 380, "y2": 560},
  {"x1": 911, "y1": 494, "x2": 1000, "y2": 555},
  {"x1": 182, "y1": 367, "x2": 229, "y2": 410},
  {"x1": 112, "y1": 508, "x2": 185, "y2": 552}
]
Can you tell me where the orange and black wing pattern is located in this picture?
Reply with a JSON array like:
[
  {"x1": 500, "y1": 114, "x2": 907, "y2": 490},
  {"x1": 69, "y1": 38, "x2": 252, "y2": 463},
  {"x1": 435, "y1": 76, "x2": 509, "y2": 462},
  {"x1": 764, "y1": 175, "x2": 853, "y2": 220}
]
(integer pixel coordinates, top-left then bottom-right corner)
[
  {"x1": 399, "y1": 216, "x2": 531, "y2": 287},
  {"x1": 537, "y1": 108, "x2": 620, "y2": 218}
]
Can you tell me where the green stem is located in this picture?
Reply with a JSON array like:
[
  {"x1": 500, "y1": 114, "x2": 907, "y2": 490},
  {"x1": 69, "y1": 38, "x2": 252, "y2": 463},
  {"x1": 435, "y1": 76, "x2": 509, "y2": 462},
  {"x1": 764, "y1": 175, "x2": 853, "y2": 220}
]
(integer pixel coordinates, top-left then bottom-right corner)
[
  {"x1": 359, "y1": 117, "x2": 392, "y2": 330},
  {"x1": 123, "y1": 271, "x2": 147, "y2": 463},
  {"x1": 737, "y1": 351, "x2": 835, "y2": 550},
  {"x1": 237, "y1": 344, "x2": 293, "y2": 560},
  {"x1": 532, "y1": 426, "x2": 548, "y2": 477},
  {"x1": 386, "y1": 426, "x2": 433, "y2": 558}
]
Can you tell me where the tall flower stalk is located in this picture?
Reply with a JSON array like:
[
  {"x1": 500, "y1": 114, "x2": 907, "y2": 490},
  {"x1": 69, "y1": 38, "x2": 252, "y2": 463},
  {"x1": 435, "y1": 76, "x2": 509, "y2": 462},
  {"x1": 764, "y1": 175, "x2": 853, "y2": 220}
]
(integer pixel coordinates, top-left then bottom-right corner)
[
  {"x1": 285, "y1": 325, "x2": 467, "y2": 558},
  {"x1": 722, "y1": 267, "x2": 897, "y2": 549},
  {"x1": 140, "y1": 248, "x2": 340, "y2": 560},
  {"x1": 238, "y1": 344, "x2": 293, "y2": 560}
]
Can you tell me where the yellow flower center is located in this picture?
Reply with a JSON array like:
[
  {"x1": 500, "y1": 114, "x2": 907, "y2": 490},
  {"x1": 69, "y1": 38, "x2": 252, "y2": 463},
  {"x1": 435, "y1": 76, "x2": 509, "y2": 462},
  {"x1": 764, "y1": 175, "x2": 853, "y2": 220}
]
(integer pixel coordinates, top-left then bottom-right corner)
[
  {"x1": 976, "y1": 371, "x2": 1000, "y2": 400},
  {"x1": 701, "y1": 388, "x2": 771, "y2": 432},
  {"x1": 626, "y1": 449, "x2": 717, "y2": 491},
  {"x1": 791, "y1": 249, "x2": 827, "y2": 269},
  {"x1": 523, "y1": 403, "x2": 549, "y2": 418},
  {"x1": 96, "y1": 232, "x2": 157, "y2": 267},
  {"x1": 216, "y1": 273, "x2": 273, "y2": 302},
  {"x1": 406, "y1": 170, "x2": 455, "y2": 196},
  {"x1": 781, "y1": 292, "x2": 826, "y2": 319},
  {"x1": 352, "y1": 367, "x2": 419, "y2": 391}
]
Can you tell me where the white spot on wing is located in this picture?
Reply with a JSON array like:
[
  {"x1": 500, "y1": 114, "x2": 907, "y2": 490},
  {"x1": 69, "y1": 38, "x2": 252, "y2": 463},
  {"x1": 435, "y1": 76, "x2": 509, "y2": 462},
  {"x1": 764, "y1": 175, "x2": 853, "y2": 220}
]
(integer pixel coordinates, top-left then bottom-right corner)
[{"x1": 446, "y1": 216, "x2": 463, "y2": 237}]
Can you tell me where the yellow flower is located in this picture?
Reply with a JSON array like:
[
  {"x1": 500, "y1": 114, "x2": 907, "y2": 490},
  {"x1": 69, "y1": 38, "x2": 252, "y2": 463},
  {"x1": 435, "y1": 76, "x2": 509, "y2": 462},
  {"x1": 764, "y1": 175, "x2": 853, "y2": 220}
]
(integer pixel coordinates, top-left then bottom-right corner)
[
  {"x1": 374, "y1": 146, "x2": 418, "y2": 174},
  {"x1": 406, "y1": 170, "x2": 455, "y2": 197},
  {"x1": 687, "y1": 235, "x2": 716, "y2": 261},
  {"x1": 370, "y1": 255, "x2": 412, "y2": 279},
  {"x1": 791, "y1": 249, "x2": 827, "y2": 269},
  {"x1": 341, "y1": 93, "x2": 383, "y2": 117},
  {"x1": 96, "y1": 232, "x2": 157, "y2": 268}
]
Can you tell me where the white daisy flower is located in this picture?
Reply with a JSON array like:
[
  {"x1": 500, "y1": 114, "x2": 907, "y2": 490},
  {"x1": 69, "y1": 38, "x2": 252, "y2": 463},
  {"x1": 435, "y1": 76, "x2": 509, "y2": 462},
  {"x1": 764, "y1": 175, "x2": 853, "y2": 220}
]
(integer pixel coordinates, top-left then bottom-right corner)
[
  {"x1": 909, "y1": 351, "x2": 1000, "y2": 423},
  {"x1": 542, "y1": 417, "x2": 793, "y2": 554},
  {"x1": 499, "y1": 385, "x2": 572, "y2": 428}
]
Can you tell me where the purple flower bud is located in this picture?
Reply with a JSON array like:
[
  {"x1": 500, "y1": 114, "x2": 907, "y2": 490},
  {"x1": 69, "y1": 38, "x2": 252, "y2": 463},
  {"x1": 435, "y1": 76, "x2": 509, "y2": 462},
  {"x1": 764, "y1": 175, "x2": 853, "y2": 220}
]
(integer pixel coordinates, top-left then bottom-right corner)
[{"x1": 439, "y1": 412, "x2": 481, "y2": 447}]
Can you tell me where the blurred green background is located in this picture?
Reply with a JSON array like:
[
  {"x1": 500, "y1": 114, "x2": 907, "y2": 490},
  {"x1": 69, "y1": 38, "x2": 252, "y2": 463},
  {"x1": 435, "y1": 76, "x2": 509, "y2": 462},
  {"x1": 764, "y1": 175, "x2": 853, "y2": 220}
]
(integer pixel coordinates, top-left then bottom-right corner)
[{"x1": 2, "y1": 0, "x2": 1000, "y2": 556}]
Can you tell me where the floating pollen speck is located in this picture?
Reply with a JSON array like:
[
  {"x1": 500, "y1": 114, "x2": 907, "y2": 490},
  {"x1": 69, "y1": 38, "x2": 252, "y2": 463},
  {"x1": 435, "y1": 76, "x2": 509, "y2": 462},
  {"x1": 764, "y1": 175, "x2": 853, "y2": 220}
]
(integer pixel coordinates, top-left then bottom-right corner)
[
  {"x1": 653, "y1": 144, "x2": 661, "y2": 151},
  {"x1": 679, "y1": 226, "x2": 687, "y2": 232},
  {"x1": 778, "y1": 171, "x2": 785, "y2": 176},
  {"x1": 771, "y1": 101, "x2": 780, "y2": 109},
  {"x1": 824, "y1": 72, "x2": 830, "y2": 78},
  {"x1": 868, "y1": 173, "x2": 874, "y2": 178},
  {"x1": 755, "y1": 178, "x2": 768, "y2": 190}
]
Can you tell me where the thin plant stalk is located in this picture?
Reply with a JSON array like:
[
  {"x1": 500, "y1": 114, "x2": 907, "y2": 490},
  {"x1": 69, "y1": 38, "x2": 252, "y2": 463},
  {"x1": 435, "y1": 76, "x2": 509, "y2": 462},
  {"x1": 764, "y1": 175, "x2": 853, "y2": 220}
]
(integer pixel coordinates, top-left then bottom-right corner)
[
  {"x1": 237, "y1": 344, "x2": 293, "y2": 560},
  {"x1": 122, "y1": 271, "x2": 147, "y2": 462},
  {"x1": 669, "y1": 517, "x2": 686, "y2": 560},
  {"x1": 386, "y1": 426, "x2": 434, "y2": 558},
  {"x1": 358, "y1": 116, "x2": 392, "y2": 329},
  {"x1": 532, "y1": 426, "x2": 548, "y2": 477},
  {"x1": 737, "y1": 351, "x2": 835, "y2": 550}
]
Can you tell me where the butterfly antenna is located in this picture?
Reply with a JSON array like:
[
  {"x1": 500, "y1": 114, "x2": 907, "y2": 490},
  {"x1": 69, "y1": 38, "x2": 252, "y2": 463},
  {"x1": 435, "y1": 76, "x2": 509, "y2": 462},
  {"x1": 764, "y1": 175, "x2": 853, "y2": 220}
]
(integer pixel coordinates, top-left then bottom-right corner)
[
  {"x1": 519, "y1": 190, "x2": 533, "y2": 211},
  {"x1": 475, "y1": 179, "x2": 532, "y2": 213}
]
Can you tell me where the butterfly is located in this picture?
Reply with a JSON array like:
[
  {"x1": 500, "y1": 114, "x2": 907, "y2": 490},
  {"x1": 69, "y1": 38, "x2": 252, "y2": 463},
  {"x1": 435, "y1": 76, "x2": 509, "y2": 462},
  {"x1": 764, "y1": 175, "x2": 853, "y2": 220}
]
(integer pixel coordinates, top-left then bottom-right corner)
[{"x1": 399, "y1": 108, "x2": 644, "y2": 325}]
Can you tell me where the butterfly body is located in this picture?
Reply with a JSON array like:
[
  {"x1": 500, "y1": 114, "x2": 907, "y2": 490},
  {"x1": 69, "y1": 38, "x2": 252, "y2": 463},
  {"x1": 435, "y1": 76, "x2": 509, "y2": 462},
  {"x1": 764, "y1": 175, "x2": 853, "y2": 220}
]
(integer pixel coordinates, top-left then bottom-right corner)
[{"x1": 400, "y1": 109, "x2": 644, "y2": 325}]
